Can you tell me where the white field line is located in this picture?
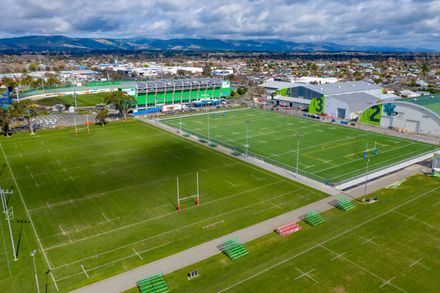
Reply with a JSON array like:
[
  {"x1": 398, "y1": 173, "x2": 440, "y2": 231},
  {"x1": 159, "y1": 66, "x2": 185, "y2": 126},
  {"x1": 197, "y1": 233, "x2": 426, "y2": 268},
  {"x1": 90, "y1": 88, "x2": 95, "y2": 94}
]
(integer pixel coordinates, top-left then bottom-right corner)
[
  {"x1": 45, "y1": 180, "x2": 287, "y2": 251},
  {"x1": 360, "y1": 236, "x2": 379, "y2": 246},
  {"x1": 17, "y1": 144, "x2": 185, "y2": 180},
  {"x1": 404, "y1": 257, "x2": 430, "y2": 270},
  {"x1": 80, "y1": 265, "x2": 89, "y2": 279},
  {"x1": 320, "y1": 144, "x2": 436, "y2": 181},
  {"x1": 132, "y1": 248, "x2": 143, "y2": 260},
  {"x1": 7, "y1": 130, "x2": 168, "y2": 158},
  {"x1": 393, "y1": 211, "x2": 437, "y2": 230},
  {"x1": 46, "y1": 181, "x2": 286, "y2": 251},
  {"x1": 51, "y1": 189, "x2": 300, "y2": 271},
  {"x1": 156, "y1": 119, "x2": 315, "y2": 189},
  {"x1": 0, "y1": 212, "x2": 12, "y2": 279},
  {"x1": 218, "y1": 186, "x2": 440, "y2": 292},
  {"x1": 320, "y1": 245, "x2": 405, "y2": 292},
  {"x1": 29, "y1": 161, "x2": 240, "y2": 212},
  {"x1": 0, "y1": 144, "x2": 59, "y2": 292},
  {"x1": 294, "y1": 268, "x2": 319, "y2": 284},
  {"x1": 55, "y1": 242, "x2": 172, "y2": 282}
]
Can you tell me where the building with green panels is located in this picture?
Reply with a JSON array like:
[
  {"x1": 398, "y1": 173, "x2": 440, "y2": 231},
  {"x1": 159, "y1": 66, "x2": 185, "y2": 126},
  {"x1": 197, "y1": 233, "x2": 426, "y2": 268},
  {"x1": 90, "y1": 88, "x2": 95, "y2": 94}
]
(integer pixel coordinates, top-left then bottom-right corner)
[{"x1": 134, "y1": 78, "x2": 230, "y2": 109}]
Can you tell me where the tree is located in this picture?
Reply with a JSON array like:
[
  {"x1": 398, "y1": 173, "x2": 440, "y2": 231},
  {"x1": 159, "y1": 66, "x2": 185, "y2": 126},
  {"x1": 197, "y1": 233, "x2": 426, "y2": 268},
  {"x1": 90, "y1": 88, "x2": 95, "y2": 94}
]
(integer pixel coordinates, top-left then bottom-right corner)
[
  {"x1": 0, "y1": 108, "x2": 12, "y2": 137},
  {"x1": 104, "y1": 91, "x2": 136, "y2": 120},
  {"x1": 10, "y1": 100, "x2": 39, "y2": 135},
  {"x1": 28, "y1": 63, "x2": 38, "y2": 72},
  {"x1": 202, "y1": 64, "x2": 212, "y2": 76},
  {"x1": 20, "y1": 75, "x2": 33, "y2": 87},
  {"x1": 95, "y1": 109, "x2": 109, "y2": 126},
  {"x1": 46, "y1": 76, "x2": 61, "y2": 87}
]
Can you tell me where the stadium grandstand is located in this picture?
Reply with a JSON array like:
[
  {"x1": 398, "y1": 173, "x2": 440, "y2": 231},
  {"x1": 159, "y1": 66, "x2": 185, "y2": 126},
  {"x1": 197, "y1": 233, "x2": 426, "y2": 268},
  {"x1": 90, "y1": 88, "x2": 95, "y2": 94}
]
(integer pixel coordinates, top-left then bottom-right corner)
[{"x1": 133, "y1": 78, "x2": 230, "y2": 114}]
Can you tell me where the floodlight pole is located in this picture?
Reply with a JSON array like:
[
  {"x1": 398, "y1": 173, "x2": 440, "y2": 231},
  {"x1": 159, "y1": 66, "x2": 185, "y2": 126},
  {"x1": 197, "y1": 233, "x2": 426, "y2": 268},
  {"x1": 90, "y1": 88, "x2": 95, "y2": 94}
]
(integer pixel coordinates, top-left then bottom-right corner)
[
  {"x1": 31, "y1": 250, "x2": 40, "y2": 293},
  {"x1": 177, "y1": 177, "x2": 181, "y2": 212},
  {"x1": 1, "y1": 188, "x2": 17, "y2": 261},
  {"x1": 363, "y1": 142, "x2": 369, "y2": 202},
  {"x1": 295, "y1": 131, "x2": 303, "y2": 177},
  {"x1": 196, "y1": 172, "x2": 200, "y2": 206},
  {"x1": 246, "y1": 122, "x2": 249, "y2": 158},
  {"x1": 207, "y1": 113, "x2": 211, "y2": 144}
]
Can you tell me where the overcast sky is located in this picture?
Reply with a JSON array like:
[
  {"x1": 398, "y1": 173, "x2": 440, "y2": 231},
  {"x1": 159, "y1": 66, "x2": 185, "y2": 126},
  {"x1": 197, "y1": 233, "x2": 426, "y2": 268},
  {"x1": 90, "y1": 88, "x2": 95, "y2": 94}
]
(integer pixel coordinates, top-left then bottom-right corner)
[{"x1": 0, "y1": 0, "x2": 439, "y2": 49}]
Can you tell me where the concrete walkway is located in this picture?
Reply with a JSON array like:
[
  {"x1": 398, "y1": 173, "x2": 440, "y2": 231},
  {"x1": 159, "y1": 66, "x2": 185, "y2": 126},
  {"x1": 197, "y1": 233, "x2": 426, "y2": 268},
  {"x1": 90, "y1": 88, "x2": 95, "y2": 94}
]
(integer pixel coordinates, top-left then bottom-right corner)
[
  {"x1": 72, "y1": 117, "x2": 428, "y2": 293},
  {"x1": 72, "y1": 162, "x2": 425, "y2": 293}
]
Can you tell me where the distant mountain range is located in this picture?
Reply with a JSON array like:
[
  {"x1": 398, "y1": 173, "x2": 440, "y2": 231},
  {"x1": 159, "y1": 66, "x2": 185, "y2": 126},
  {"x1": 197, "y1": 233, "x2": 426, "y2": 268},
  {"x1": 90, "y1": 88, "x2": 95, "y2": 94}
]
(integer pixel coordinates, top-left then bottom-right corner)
[{"x1": 0, "y1": 35, "x2": 434, "y2": 53}]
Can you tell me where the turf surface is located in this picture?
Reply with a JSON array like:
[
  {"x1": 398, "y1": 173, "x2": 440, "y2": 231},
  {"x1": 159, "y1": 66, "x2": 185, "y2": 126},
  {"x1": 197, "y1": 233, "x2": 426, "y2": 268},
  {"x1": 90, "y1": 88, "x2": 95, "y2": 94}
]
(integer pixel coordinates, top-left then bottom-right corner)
[
  {"x1": 36, "y1": 92, "x2": 110, "y2": 107},
  {"x1": 0, "y1": 120, "x2": 326, "y2": 292},
  {"x1": 149, "y1": 175, "x2": 440, "y2": 293},
  {"x1": 161, "y1": 109, "x2": 439, "y2": 184}
]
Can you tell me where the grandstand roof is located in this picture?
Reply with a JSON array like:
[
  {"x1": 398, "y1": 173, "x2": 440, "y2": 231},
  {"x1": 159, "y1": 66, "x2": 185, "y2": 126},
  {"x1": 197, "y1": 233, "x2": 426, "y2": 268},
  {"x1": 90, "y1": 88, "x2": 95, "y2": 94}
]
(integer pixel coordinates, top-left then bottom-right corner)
[
  {"x1": 398, "y1": 94, "x2": 440, "y2": 116},
  {"x1": 136, "y1": 78, "x2": 222, "y2": 91}
]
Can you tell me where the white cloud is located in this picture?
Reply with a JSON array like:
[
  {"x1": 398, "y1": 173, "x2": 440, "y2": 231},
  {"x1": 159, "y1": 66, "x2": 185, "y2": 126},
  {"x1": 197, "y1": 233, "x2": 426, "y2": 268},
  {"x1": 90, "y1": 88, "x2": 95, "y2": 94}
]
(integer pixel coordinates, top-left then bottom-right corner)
[{"x1": 0, "y1": 0, "x2": 438, "y2": 50}]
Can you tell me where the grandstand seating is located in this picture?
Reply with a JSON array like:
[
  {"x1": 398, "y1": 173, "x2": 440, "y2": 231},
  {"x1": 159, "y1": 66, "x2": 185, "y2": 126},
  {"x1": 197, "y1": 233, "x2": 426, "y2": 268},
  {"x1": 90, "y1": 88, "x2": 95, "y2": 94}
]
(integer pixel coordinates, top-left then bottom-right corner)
[
  {"x1": 336, "y1": 199, "x2": 356, "y2": 211},
  {"x1": 136, "y1": 273, "x2": 169, "y2": 293},
  {"x1": 304, "y1": 211, "x2": 325, "y2": 226},
  {"x1": 218, "y1": 238, "x2": 249, "y2": 260},
  {"x1": 275, "y1": 222, "x2": 301, "y2": 236}
]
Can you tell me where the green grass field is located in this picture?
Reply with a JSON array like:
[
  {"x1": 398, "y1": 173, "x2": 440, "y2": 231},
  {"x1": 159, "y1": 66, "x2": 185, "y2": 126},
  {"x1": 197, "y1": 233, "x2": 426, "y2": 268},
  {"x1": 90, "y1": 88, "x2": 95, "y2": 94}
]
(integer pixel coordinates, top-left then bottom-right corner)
[
  {"x1": 36, "y1": 92, "x2": 110, "y2": 107},
  {"x1": 0, "y1": 120, "x2": 326, "y2": 292},
  {"x1": 141, "y1": 175, "x2": 440, "y2": 292},
  {"x1": 161, "y1": 109, "x2": 439, "y2": 184}
]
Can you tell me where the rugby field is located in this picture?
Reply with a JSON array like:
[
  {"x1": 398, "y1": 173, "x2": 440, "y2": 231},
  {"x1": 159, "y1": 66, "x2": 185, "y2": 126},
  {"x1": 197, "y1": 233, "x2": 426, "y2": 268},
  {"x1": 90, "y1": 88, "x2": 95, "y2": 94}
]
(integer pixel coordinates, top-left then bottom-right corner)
[{"x1": 161, "y1": 109, "x2": 438, "y2": 184}]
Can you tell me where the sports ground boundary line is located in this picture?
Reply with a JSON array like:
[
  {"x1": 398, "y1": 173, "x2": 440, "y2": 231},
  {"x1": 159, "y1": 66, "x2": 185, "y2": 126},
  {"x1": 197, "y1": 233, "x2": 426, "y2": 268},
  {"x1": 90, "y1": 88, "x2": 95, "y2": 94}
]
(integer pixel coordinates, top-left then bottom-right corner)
[
  {"x1": 50, "y1": 188, "x2": 303, "y2": 272},
  {"x1": 217, "y1": 186, "x2": 440, "y2": 292},
  {"x1": 0, "y1": 144, "x2": 60, "y2": 292},
  {"x1": 28, "y1": 160, "x2": 240, "y2": 213},
  {"x1": 45, "y1": 180, "x2": 288, "y2": 252},
  {"x1": 319, "y1": 245, "x2": 406, "y2": 292}
]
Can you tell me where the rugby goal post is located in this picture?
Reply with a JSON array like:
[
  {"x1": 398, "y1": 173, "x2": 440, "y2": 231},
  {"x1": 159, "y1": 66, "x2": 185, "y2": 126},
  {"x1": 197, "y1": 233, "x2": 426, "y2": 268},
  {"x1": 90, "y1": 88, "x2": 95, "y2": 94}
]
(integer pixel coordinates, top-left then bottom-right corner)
[
  {"x1": 74, "y1": 114, "x2": 91, "y2": 135},
  {"x1": 177, "y1": 172, "x2": 200, "y2": 212}
]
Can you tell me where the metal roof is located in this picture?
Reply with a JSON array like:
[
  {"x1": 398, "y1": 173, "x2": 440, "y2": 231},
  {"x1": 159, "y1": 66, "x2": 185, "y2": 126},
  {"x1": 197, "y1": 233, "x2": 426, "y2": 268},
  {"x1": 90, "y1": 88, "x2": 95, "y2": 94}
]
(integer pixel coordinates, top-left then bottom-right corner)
[
  {"x1": 327, "y1": 92, "x2": 380, "y2": 112},
  {"x1": 304, "y1": 81, "x2": 381, "y2": 95},
  {"x1": 136, "y1": 78, "x2": 222, "y2": 92},
  {"x1": 261, "y1": 80, "x2": 381, "y2": 95}
]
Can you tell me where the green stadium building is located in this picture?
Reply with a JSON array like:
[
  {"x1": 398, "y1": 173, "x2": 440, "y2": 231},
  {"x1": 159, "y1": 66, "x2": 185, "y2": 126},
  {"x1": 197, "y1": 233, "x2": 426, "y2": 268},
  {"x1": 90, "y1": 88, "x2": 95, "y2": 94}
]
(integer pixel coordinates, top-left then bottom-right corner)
[{"x1": 134, "y1": 78, "x2": 230, "y2": 113}]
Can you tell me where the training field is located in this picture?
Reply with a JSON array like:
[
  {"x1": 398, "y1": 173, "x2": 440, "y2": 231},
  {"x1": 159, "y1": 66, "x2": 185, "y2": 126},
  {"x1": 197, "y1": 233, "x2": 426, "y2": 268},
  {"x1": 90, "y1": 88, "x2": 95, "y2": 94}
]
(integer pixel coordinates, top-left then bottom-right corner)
[
  {"x1": 155, "y1": 175, "x2": 440, "y2": 292},
  {"x1": 161, "y1": 109, "x2": 438, "y2": 184},
  {"x1": 36, "y1": 92, "x2": 110, "y2": 107},
  {"x1": 0, "y1": 121, "x2": 326, "y2": 292}
]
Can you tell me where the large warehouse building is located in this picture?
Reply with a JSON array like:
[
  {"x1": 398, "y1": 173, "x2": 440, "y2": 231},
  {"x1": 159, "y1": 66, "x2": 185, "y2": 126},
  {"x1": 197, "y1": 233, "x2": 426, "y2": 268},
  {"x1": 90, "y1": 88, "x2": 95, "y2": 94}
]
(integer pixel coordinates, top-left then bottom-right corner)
[
  {"x1": 263, "y1": 80, "x2": 396, "y2": 120},
  {"x1": 134, "y1": 78, "x2": 230, "y2": 113},
  {"x1": 360, "y1": 94, "x2": 440, "y2": 136}
]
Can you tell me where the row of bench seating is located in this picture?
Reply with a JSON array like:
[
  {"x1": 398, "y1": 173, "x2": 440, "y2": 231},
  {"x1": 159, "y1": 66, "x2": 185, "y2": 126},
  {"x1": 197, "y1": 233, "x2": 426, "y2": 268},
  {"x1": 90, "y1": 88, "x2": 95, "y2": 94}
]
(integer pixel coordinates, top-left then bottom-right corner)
[
  {"x1": 304, "y1": 211, "x2": 325, "y2": 226},
  {"x1": 218, "y1": 238, "x2": 249, "y2": 260},
  {"x1": 275, "y1": 222, "x2": 301, "y2": 236},
  {"x1": 136, "y1": 273, "x2": 169, "y2": 293}
]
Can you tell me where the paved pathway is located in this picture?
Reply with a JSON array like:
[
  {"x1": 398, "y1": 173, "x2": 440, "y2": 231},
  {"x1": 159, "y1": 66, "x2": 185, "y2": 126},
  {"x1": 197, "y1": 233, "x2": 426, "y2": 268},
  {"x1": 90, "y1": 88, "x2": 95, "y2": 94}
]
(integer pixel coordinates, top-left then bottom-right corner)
[
  {"x1": 73, "y1": 146, "x2": 425, "y2": 293},
  {"x1": 72, "y1": 117, "x2": 428, "y2": 293}
]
